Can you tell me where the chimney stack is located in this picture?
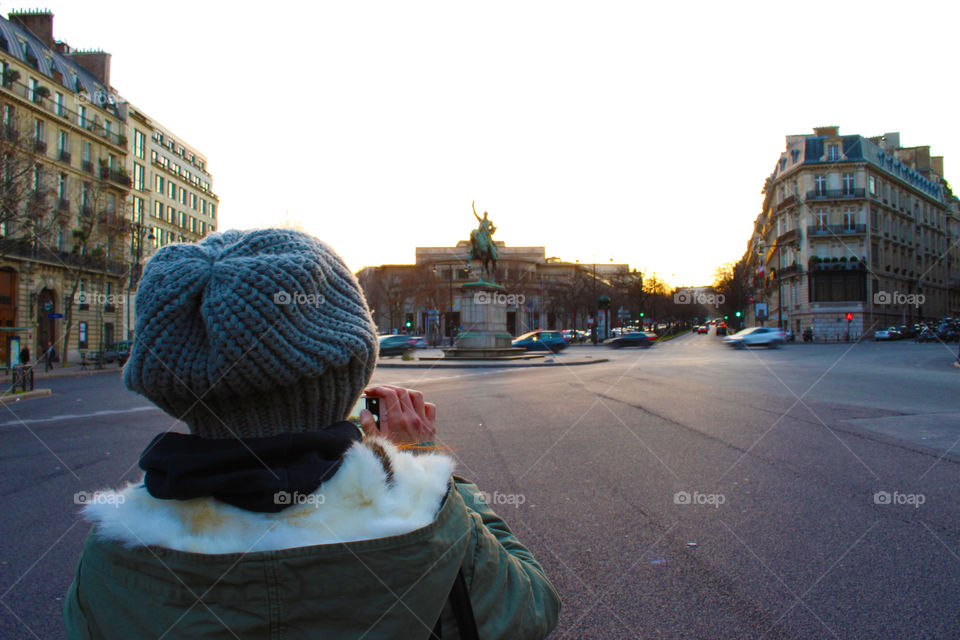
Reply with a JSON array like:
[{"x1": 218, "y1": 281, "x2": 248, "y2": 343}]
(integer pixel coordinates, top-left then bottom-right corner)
[
  {"x1": 65, "y1": 50, "x2": 111, "y2": 86},
  {"x1": 8, "y1": 9, "x2": 54, "y2": 48}
]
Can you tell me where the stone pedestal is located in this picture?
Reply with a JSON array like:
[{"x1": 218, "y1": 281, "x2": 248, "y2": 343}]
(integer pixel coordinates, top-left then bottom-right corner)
[{"x1": 442, "y1": 282, "x2": 526, "y2": 359}]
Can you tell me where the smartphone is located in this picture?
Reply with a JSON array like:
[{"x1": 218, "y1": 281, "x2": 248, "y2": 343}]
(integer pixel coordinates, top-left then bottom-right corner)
[{"x1": 348, "y1": 396, "x2": 380, "y2": 429}]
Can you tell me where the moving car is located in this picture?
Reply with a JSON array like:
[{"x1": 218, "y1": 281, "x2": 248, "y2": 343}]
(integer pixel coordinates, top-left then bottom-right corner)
[
  {"x1": 377, "y1": 334, "x2": 417, "y2": 357},
  {"x1": 724, "y1": 327, "x2": 786, "y2": 348},
  {"x1": 512, "y1": 330, "x2": 567, "y2": 352},
  {"x1": 608, "y1": 331, "x2": 658, "y2": 348},
  {"x1": 873, "y1": 327, "x2": 902, "y2": 341},
  {"x1": 716, "y1": 323, "x2": 728, "y2": 336},
  {"x1": 696, "y1": 325, "x2": 709, "y2": 334}
]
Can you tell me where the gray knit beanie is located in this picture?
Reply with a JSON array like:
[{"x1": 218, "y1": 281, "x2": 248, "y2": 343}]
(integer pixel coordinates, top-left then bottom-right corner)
[{"x1": 123, "y1": 228, "x2": 378, "y2": 439}]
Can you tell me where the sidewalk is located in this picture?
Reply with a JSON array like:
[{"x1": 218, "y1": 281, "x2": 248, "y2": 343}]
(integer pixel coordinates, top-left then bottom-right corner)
[
  {"x1": 4, "y1": 362, "x2": 123, "y2": 380},
  {"x1": 377, "y1": 348, "x2": 608, "y2": 368}
]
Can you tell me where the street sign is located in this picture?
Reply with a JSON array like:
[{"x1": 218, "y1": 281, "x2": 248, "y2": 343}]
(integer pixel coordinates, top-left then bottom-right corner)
[
  {"x1": 48, "y1": 313, "x2": 63, "y2": 318},
  {"x1": 755, "y1": 302, "x2": 768, "y2": 320}
]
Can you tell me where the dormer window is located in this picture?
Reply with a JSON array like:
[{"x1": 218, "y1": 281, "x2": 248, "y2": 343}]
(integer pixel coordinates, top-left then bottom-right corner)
[{"x1": 827, "y1": 144, "x2": 840, "y2": 161}]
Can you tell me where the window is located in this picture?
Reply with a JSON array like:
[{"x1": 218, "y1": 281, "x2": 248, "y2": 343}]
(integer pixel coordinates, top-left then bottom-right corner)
[
  {"x1": 134, "y1": 129, "x2": 146, "y2": 159},
  {"x1": 168, "y1": 182, "x2": 175, "y2": 199},
  {"x1": 200, "y1": 221, "x2": 206, "y2": 235},
  {"x1": 79, "y1": 105, "x2": 87, "y2": 128},
  {"x1": 190, "y1": 217, "x2": 196, "y2": 233},
  {"x1": 815, "y1": 209, "x2": 828, "y2": 231},
  {"x1": 868, "y1": 175, "x2": 876, "y2": 195},
  {"x1": 209, "y1": 204, "x2": 216, "y2": 218},
  {"x1": 55, "y1": 91, "x2": 64, "y2": 116},
  {"x1": 2, "y1": 104, "x2": 14, "y2": 127},
  {"x1": 133, "y1": 163, "x2": 144, "y2": 191},
  {"x1": 82, "y1": 141, "x2": 91, "y2": 163},
  {"x1": 154, "y1": 200, "x2": 163, "y2": 218},
  {"x1": 58, "y1": 173, "x2": 67, "y2": 200},
  {"x1": 179, "y1": 187, "x2": 186, "y2": 205},
  {"x1": 34, "y1": 118, "x2": 44, "y2": 143},
  {"x1": 155, "y1": 174, "x2": 164, "y2": 193},
  {"x1": 828, "y1": 145, "x2": 839, "y2": 161},
  {"x1": 104, "y1": 120, "x2": 111, "y2": 139},
  {"x1": 133, "y1": 196, "x2": 144, "y2": 224},
  {"x1": 814, "y1": 175, "x2": 827, "y2": 196},
  {"x1": 167, "y1": 206, "x2": 174, "y2": 223},
  {"x1": 28, "y1": 76, "x2": 38, "y2": 101},
  {"x1": 842, "y1": 173, "x2": 854, "y2": 195},
  {"x1": 78, "y1": 321, "x2": 88, "y2": 349},
  {"x1": 59, "y1": 130, "x2": 68, "y2": 152},
  {"x1": 190, "y1": 193, "x2": 197, "y2": 210},
  {"x1": 871, "y1": 241, "x2": 879, "y2": 266},
  {"x1": 843, "y1": 208, "x2": 857, "y2": 231},
  {"x1": 870, "y1": 207, "x2": 879, "y2": 231}
]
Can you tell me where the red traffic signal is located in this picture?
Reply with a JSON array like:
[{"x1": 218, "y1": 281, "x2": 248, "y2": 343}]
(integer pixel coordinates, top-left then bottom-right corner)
[{"x1": 845, "y1": 312, "x2": 853, "y2": 321}]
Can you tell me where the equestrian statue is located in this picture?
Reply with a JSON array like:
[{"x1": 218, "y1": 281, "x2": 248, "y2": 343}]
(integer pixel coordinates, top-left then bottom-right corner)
[{"x1": 470, "y1": 201, "x2": 498, "y2": 282}]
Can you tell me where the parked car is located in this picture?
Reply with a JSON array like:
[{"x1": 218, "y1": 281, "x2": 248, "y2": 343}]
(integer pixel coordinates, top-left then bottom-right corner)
[
  {"x1": 512, "y1": 330, "x2": 567, "y2": 352},
  {"x1": 101, "y1": 340, "x2": 132, "y2": 365},
  {"x1": 873, "y1": 327, "x2": 902, "y2": 341},
  {"x1": 377, "y1": 334, "x2": 416, "y2": 357},
  {"x1": 562, "y1": 329, "x2": 579, "y2": 343},
  {"x1": 608, "y1": 331, "x2": 658, "y2": 348},
  {"x1": 724, "y1": 327, "x2": 786, "y2": 348}
]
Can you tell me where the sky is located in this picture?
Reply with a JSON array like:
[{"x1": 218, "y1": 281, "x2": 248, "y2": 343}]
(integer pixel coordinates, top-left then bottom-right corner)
[{"x1": 26, "y1": 0, "x2": 960, "y2": 288}]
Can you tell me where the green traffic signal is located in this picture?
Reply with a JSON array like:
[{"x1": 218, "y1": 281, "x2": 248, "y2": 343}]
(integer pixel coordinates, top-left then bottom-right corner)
[
  {"x1": 735, "y1": 311, "x2": 741, "y2": 317},
  {"x1": 724, "y1": 315, "x2": 728, "y2": 320},
  {"x1": 639, "y1": 312, "x2": 645, "y2": 317}
]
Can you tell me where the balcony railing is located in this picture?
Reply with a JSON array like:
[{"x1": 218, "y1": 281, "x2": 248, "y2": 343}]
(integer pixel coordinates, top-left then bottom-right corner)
[
  {"x1": 776, "y1": 263, "x2": 803, "y2": 278},
  {"x1": 775, "y1": 194, "x2": 797, "y2": 211},
  {"x1": 807, "y1": 224, "x2": 867, "y2": 236},
  {"x1": 59, "y1": 149, "x2": 71, "y2": 163},
  {"x1": 82, "y1": 160, "x2": 94, "y2": 174},
  {"x1": 775, "y1": 228, "x2": 799, "y2": 246},
  {"x1": 33, "y1": 139, "x2": 47, "y2": 154},
  {"x1": 99, "y1": 167, "x2": 132, "y2": 188},
  {"x1": 805, "y1": 188, "x2": 866, "y2": 201},
  {"x1": 0, "y1": 79, "x2": 127, "y2": 148},
  {"x1": 0, "y1": 238, "x2": 127, "y2": 276}
]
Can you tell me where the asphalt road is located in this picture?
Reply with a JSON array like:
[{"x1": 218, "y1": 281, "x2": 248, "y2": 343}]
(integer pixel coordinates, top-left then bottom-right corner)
[{"x1": 2, "y1": 334, "x2": 959, "y2": 639}]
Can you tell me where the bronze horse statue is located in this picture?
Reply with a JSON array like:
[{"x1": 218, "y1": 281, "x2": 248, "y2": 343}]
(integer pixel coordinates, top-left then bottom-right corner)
[{"x1": 470, "y1": 201, "x2": 498, "y2": 281}]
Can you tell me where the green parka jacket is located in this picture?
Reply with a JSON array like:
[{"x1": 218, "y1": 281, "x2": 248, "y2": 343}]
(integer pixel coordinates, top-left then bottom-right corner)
[{"x1": 65, "y1": 439, "x2": 560, "y2": 640}]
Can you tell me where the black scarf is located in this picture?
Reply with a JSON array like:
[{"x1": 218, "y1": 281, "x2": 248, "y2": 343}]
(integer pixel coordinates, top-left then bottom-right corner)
[{"x1": 139, "y1": 422, "x2": 362, "y2": 513}]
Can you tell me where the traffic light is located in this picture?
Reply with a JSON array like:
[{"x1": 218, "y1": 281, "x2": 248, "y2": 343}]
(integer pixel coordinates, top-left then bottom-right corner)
[
  {"x1": 405, "y1": 321, "x2": 413, "y2": 328},
  {"x1": 735, "y1": 311, "x2": 741, "y2": 317},
  {"x1": 639, "y1": 312, "x2": 645, "y2": 317},
  {"x1": 845, "y1": 312, "x2": 853, "y2": 321},
  {"x1": 724, "y1": 315, "x2": 728, "y2": 320}
]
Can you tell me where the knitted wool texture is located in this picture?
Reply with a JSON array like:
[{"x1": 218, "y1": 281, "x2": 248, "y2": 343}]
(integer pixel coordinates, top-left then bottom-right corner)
[{"x1": 123, "y1": 229, "x2": 378, "y2": 439}]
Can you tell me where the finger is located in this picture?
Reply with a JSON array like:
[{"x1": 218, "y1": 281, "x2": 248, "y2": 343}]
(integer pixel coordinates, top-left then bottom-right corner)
[
  {"x1": 409, "y1": 390, "x2": 426, "y2": 420},
  {"x1": 373, "y1": 386, "x2": 401, "y2": 435},
  {"x1": 358, "y1": 409, "x2": 377, "y2": 434},
  {"x1": 423, "y1": 403, "x2": 437, "y2": 438},
  {"x1": 396, "y1": 390, "x2": 422, "y2": 433}
]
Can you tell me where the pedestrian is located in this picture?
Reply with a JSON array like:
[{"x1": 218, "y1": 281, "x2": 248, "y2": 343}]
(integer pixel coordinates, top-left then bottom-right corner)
[
  {"x1": 44, "y1": 342, "x2": 56, "y2": 372},
  {"x1": 65, "y1": 229, "x2": 560, "y2": 639},
  {"x1": 19, "y1": 345, "x2": 30, "y2": 365}
]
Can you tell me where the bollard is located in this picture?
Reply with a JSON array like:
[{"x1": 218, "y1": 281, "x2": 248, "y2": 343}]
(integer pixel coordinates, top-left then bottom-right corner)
[{"x1": 10, "y1": 365, "x2": 34, "y2": 392}]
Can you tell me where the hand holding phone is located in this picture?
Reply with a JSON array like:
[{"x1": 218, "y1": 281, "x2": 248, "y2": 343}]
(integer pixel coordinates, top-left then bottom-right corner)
[{"x1": 359, "y1": 385, "x2": 436, "y2": 444}]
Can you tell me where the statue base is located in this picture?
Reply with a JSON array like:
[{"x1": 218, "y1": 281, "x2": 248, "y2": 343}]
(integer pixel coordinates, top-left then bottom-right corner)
[{"x1": 442, "y1": 282, "x2": 526, "y2": 359}]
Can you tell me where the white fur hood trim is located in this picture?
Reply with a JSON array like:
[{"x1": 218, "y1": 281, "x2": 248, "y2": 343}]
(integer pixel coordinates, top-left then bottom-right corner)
[{"x1": 82, "y1": 438, "x2": 455, "y2": 554}]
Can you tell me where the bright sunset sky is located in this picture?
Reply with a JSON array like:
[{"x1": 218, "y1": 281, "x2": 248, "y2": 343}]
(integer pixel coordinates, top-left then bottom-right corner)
[{"x1": 28, "y1": 0, "x2": 960, "y2": 288}]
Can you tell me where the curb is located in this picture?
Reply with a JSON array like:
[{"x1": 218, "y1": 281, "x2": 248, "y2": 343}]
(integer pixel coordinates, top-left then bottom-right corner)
[
  {"x1": 0, "y1": 388, "x2": 52, "y2": 404},
  {"x1": 23, "y1": 366, "x2": 123, "y2": 380},
  {"x1": 376, "y1": 357, "x2": 609, "y2": 369}
]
